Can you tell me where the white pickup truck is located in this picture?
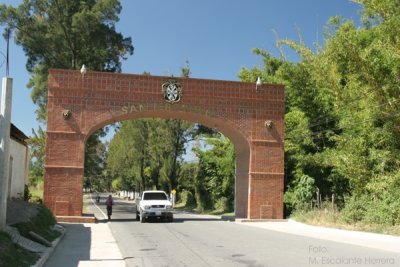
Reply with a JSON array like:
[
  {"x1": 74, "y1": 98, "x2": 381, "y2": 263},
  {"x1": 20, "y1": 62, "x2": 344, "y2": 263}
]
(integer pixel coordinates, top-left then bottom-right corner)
[{"x1": 135, "y1": 190, "x2": 173, "y2": 223}]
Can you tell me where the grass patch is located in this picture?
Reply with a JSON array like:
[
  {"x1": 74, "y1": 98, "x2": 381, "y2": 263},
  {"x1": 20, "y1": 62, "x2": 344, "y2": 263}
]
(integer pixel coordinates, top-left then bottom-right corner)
[
  {"x1": 208, "y1": 210, "x2": 233, "y2": 216},
  {"x1": 82, "y1": 194, "x2": 89, "y2": 213},
  {"x1": 28, "y1": 185, "x2": 43, "y2": 204},
  {"x1": 13, "y1": 205, "x2": 61, "y2": 242},
  {"x1": 29, "y1": 186, "x2": 43, "y2": 199},
  {"x1": 0, "y1": 232, "x2": 39, "y2": 267},
  {"x1": 82, "y1": 194, "x2": 93, "y2": 214},
  {"x1": 290, "y1": 209, "x2": 400, "y2": 236}
]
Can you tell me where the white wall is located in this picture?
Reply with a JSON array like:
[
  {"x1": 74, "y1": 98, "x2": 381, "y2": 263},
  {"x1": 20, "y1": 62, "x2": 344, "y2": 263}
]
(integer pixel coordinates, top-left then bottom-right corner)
[{"x1": 8, "y1": 138, "x2": 29, "y2": 199}]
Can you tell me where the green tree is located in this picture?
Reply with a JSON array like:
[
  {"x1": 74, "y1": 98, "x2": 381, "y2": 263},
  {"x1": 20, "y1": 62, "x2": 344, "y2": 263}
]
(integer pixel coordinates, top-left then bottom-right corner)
[
  {"x1": 193, "y1": 135, "x2": 235, "y2": 212},
  {"x1": 83, "y1": 130, "x2": 108, "y2": 191},
  {"x1": 158, "y1": 119, "x2": 191, "y2": 191},
  {"x1": 106, "y1": 118, "x2": 192, "y2": 192},
  {"x1": 0, "y1": 0, "x2": 133, "y2": 187},
  {"x1": 285, "y1": 174, "x2": 316, "y2": 210},
  {"x1": 0, "y1": 0, "x2": 133, "y2": 121},
  {"x1": 314, "y1": 1, "x2": 400, "y2": 198},
  {"x1": 239, "y1": 0, "x2": 400, "y2": 225},
  {"x1": 106, "y1": 120, "x2": 148, "y2": 191},
  {"x1": 27, "y1": 127, "x2": 46, "y2": 187}
]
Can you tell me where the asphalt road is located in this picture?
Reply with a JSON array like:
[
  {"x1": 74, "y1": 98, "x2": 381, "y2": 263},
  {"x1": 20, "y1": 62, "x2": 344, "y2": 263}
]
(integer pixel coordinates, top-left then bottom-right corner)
[{"x1": 94, "y1": 195, "x2": 399, "y2": 267}]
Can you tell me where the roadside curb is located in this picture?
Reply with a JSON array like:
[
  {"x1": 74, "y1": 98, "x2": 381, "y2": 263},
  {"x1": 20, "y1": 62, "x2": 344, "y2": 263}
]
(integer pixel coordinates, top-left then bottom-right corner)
[
  {"x1": 5, "y1": 226, "x2": 47, "y2": 253},
  {"x1": 236, "y1": 218, "x2": 288, "y2": 223},
  {"x1": 32, "y1": 224, "x2": 66, "y2": 267}
]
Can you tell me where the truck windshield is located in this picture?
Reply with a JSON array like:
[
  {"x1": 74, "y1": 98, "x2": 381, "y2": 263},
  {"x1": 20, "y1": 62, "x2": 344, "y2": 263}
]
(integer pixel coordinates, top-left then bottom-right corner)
[{"x1": 143, "y1": 192, "x2": 167, "y2": 200}]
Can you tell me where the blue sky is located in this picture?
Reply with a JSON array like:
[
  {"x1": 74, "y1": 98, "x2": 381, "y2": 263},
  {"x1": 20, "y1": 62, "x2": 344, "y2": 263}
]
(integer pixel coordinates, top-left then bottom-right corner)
[{"x1": 0, "y1": 0, "x2": 362, "y2": 137}]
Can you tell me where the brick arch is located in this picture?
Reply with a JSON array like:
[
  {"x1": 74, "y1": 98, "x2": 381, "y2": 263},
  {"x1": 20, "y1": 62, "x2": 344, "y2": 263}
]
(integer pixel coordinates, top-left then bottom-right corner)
[{"x1": 44, "y1": 69, "x2": 284, "y2": 219}]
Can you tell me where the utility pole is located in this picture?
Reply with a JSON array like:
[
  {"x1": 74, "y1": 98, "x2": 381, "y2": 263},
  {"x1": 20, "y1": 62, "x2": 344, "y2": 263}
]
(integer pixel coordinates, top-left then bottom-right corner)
[
  {"x1": 0, "y1": 29, "x2": 12, "y2": 230},
  {"x1": 0, "y1": 76, "x2": 12, "y2": 231}
]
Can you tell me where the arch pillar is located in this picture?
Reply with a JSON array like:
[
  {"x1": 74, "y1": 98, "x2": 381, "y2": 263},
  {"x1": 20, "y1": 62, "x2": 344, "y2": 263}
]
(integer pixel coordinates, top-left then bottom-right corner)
[
  {"x1": 248, "y1": 172, "x2": 284, "y2": 219},
  {"x1": 247, "y1": 138, "x2": 284, "y2": 219},
  {"x1": 44, "y1": 131, "x2": 85, "y2": 216}
]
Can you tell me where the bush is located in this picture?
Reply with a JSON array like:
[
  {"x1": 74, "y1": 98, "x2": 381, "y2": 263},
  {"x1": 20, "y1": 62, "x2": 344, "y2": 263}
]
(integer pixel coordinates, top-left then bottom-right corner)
[
  {"x1": 364, "y1": 192, "x2": 400, "y2": 226},
  {"x1": 23, "y1": 185, "x2": 31, "y2": 202},
  {"x1": 30, "y1": 196, "x2": 43, "y2": 204},
  {"x1": 13, "y1": 205, "x2": 60, "y2": 242},
  {"x1": 341, "y1": 192, "x2": 400, "y2": 226},
  {"x1": 0, "y1": 232, "x2": 39, "y2": 267},
  {"x1": 177, "y1": 190, "x2": 196, "y2": 209},
  {"x1": 284, "y1": 175, "x2": 316, "y2": 211},
  {"x1": 111, "y1": 177, "x2": 123, "y2": 191},
  {"x1": 214, "y1": 197, "x2": 229, "y2": 213},
  {"x1": 341, "y1": 195, "x2": 369, "y2": 223}
]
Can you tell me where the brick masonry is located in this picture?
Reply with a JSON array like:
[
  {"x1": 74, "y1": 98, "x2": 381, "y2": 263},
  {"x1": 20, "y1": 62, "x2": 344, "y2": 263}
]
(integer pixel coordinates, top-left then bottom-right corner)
[{"x1": 44, "y1": 69, "x2": 285, "y2": 219}]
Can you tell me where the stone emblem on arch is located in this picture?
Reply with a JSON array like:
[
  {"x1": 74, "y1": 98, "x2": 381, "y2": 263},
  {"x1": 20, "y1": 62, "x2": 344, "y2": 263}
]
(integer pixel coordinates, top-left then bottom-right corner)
[{"x1": 162, "y1": 80, "x2": 182, "y2": 103}]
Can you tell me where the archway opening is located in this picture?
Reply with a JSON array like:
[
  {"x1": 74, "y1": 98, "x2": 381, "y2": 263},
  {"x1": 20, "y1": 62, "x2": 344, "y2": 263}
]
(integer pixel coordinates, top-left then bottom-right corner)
[{"x1": 83, "y1": 112, "x2": 250, "y2": 219}]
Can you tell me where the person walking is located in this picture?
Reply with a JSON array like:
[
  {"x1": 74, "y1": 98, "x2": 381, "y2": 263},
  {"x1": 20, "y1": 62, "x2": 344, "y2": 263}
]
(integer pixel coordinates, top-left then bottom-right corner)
[{"x1": 105, "y1": 195, "x2": 114, "y2": 221}]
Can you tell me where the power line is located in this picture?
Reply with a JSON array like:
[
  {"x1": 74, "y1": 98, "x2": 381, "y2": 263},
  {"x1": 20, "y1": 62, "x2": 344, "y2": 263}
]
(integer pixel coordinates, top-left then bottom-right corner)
[
  {"x1": 6, "y1": 28, "x2": 10, "y2": 76},
  {"x1": 305, "y1": 97, "x2": 400, "y2": 131}
]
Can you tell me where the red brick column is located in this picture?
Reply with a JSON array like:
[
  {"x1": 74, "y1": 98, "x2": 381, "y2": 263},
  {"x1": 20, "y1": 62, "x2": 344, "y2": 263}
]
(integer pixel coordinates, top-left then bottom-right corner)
[
  {"x1": 44, "y1": 79, "x2": 86, "y2": 216},
  {"x1": 248, "y1": 173, "x2": 284, "y2": 219},
  {"x1": 247, "y1": 117, "x2": 284, "y2": 218},
  {"x1": 44, "y1": 132, "x2": 85, "y2": 216}
]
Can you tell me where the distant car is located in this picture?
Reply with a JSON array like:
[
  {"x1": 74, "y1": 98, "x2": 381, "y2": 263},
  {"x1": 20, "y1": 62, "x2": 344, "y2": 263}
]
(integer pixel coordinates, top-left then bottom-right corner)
[{"x1": 135, "y1": 190, "x2": 173, "y2": 223}]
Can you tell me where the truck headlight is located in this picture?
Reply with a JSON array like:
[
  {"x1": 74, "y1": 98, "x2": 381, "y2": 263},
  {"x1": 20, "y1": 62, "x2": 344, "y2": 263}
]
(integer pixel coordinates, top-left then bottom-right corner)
[
  {"x1": 144, "y1": 205, "x2": 151, "y2": 210},
  {"x1": 166, "y1": 205, "x2": 172, "y2": 209}
]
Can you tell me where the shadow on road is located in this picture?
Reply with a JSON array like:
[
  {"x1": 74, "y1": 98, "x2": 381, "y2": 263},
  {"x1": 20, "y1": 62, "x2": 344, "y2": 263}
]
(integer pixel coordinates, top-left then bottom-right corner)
[
  {"x1": 96, "y1": 216, "x2": 224, "y2": 224},
  {"x1": 172, "y1": 217, "x2": 223, "y2": 223},
  {"x1": 96, "y1": 218, "x2": 138, "y2": 223},
  {"x1": 44, "y1": 224, "x2": 91, "y2": 267},
  {"x1": 134, "y1": 216, "x2": 225, "y2": 224},
  {"x1": 96, "y1": 216, "x2": 224, "y2": 223}
]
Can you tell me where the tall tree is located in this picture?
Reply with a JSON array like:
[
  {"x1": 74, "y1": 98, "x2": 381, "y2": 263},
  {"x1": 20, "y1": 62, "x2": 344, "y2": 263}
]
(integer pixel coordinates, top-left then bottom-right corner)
[
  {"x1": 83, "y1": 129, "x2": 108, "y2": 190},
  {"x1": 158, "y1": 119, "x2": 191, "y2": 191},
  {"x1": 27, "y1": 127, "x2": 46, "y2": 187},
  {"x1": 106, "y1": 119, "x2": 191, "y2": 192},
  {"x1": 193, "y1": 135, "x2": 235, "y2": 212},
  {"x1": 0, "y1": 0, "x2": 133, "y2": 121},
  {"x1": 107, "y1": 120, "x2": 150, "y2": 191},
  {"x1": 0, "y1": 0, "x2": 133, "y2": 187}
]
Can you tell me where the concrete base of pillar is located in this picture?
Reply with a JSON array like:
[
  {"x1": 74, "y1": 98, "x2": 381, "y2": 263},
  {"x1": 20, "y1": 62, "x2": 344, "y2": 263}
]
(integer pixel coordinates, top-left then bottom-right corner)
[{"x1": 56, "y1": 215, "x2": 96, "y2": 223}]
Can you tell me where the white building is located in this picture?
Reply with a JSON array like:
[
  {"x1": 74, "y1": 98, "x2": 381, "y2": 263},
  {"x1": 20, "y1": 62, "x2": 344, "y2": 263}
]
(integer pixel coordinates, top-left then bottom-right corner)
[{"x1": 7, "y1": 124, "x2": 30, "y2": 199}]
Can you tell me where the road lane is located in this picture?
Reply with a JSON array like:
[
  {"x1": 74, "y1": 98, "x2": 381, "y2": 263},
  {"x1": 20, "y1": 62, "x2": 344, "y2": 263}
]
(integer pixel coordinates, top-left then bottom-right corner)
[{"x1": 92, "y1": 196, "x2": 399, "y2": 267}]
